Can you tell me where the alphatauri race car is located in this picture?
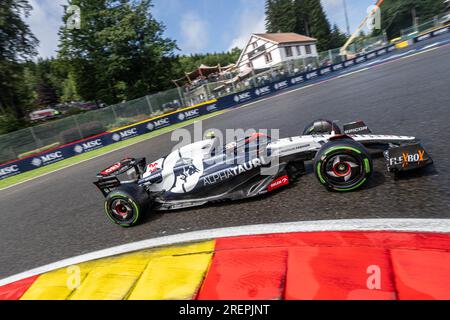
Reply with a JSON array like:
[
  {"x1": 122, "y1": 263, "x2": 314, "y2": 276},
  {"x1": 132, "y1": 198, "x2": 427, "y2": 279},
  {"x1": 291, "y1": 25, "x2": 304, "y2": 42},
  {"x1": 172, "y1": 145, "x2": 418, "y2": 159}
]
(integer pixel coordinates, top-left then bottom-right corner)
[{"x1": 94, "y1": 120, "x2": 433, "y2": 227}]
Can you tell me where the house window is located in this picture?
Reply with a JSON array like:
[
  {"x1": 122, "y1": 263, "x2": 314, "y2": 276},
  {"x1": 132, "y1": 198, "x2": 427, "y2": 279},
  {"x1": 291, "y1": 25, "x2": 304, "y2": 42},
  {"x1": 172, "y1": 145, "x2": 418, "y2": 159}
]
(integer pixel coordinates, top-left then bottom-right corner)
[
  {"x1": 305, "y1": 45, "x2": 312, "y2": 54},
  {"x1": 265, "y1": 52, "x2": 273, "y2": 63},
  {"x1": 252, "y1": 42, "x2": 258, "y2": 49},
  {"x1": 247, "y1": 62, "x2": 253, "y2": 68},
  {"x1": 285, "y1": 46, "x2": 293, "y2": 57},
  {"x1": 296, "y1": 46, "x2": 302, "y2": 56}
]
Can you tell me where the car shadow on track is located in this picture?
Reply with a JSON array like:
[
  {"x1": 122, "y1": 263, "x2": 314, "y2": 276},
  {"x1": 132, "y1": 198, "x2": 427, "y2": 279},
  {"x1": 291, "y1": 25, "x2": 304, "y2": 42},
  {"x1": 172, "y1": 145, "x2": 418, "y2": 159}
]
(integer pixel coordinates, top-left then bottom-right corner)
[
  {"x1": 392, "y1": 165, "x2": 438, "y2": 181},
  {"x1": 138, "y1": 163, "x2": 436, "y2": 226}
]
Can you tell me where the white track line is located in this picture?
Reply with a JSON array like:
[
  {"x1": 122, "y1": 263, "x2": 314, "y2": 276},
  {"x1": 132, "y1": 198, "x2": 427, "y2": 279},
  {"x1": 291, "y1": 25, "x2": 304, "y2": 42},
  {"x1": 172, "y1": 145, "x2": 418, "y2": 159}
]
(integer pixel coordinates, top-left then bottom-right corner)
[
  {"x1": 0, "y1": 218, "x2": 449, "y2": 287},
  {"x1": 1, "y1": 41, "x2": 447, "y2": 193}
]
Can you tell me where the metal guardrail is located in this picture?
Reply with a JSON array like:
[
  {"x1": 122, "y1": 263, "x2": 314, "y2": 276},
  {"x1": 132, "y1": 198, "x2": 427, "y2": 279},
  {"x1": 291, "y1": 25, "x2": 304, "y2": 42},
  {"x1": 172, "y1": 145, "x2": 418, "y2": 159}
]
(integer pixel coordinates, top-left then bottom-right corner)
[
  {"x1": 0, "y1": 88, "x2": 184, "y2": 163},
  {"x1": 401, "y1": 14, "x2": 450, "y2": 40}
]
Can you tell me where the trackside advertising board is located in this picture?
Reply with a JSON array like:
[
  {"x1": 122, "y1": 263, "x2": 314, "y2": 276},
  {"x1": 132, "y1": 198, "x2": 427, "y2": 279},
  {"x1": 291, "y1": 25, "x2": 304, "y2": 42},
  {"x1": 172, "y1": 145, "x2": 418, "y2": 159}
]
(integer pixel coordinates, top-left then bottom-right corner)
[
  {"x1": 0, "y1": 102, "x2": 220, "y2": 180},
  {"x1": 413, "y1": 25, "x2": 450, "y2": 43},
  {"x1": 1, "y1": 25, "x2": 447, "y2": 180}
]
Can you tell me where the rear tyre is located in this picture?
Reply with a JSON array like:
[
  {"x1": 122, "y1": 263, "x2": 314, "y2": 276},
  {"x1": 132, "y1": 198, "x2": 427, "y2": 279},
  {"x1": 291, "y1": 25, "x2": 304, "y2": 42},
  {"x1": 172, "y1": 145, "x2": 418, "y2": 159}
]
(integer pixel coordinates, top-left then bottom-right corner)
[
  {"x1": 314, "y1": 139, "x2": 373, "y2": 192},
  {"x1": 104, "y1": 184, "x2": 150, "y2": 227}
]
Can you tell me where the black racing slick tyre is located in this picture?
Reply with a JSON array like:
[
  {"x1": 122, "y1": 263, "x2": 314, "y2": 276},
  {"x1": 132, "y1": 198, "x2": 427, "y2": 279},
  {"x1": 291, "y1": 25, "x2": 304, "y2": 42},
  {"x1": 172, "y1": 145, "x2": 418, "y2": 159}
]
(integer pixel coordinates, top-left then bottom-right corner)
[
  {"x1": 104, "y1": 184, "x2": 149, "y2": 227},
  {"x1": 314, "y1": 139, "x2": 373, "y2": 192}
]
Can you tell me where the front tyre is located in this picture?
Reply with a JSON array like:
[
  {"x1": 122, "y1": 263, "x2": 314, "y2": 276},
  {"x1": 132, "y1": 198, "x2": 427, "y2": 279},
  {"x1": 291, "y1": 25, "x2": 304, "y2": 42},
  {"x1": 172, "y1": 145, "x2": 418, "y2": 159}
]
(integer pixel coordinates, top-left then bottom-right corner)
[
  {"x1": 314, "y1": 139, "x2": 373, "y2": 192},
  {"x1": 104, "y1": 184, "x2": 149, "y2": 227}
]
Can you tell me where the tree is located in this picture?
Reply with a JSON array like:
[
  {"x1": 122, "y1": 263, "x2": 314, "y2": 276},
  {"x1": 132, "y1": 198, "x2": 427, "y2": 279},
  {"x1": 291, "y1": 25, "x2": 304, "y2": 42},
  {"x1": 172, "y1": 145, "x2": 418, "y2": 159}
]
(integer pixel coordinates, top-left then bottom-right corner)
[
  {"x1": 61, "y1": 71, "x2": 80, "y2": 102},
  {"x1": 302, "y1": 0, "x2": 332, "y2": 51},
  {"x1": 58, "y1": 0, "x2": 177, "y2": 104},
  {"x1": 265, "y1": 0, "x2": 296, "y2": 33},
  {"x1": 32, "y1": 59, "x2": 63, "y2": 107},
  {"x1": 34, "y1": 83, "x2": 59, "y2": 108},
  {"x1": 293, "y1": 0, "x2": 309, "y2": 35},
  {"x1": 265, "y1": 0, "x2": 333, "y2": 51},
  {"x1": 329, "y1": 24, "x2": 348, "y2": 49},
  {"x1": 0, "y1": 0, "x2": 39, "y2": 119},
  {"x1": 375, "y1": 0, "x2": 446, "y2": 38}
]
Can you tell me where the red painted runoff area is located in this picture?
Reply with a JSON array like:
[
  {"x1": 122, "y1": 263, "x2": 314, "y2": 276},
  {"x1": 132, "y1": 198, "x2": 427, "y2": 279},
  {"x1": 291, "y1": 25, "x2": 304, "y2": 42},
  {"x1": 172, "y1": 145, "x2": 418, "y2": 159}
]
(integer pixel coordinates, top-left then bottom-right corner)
[{"x1": 1, "y1": 231, "x2": 449, "y2": 300}]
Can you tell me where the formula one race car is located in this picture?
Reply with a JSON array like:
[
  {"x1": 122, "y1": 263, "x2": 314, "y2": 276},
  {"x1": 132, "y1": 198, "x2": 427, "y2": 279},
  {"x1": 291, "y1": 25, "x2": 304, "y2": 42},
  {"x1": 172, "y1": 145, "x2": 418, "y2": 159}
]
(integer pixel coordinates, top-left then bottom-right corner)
[{"x1": 94, "y1": 119, "x2": 433, "y2": 227}]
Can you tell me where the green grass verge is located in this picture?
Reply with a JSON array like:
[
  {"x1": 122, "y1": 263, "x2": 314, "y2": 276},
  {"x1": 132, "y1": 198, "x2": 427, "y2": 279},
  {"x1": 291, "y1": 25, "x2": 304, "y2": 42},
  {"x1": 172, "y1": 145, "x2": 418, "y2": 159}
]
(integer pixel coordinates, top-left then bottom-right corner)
[{"x1": 0, "y1": 110, "x2": 227, "y2": 190}]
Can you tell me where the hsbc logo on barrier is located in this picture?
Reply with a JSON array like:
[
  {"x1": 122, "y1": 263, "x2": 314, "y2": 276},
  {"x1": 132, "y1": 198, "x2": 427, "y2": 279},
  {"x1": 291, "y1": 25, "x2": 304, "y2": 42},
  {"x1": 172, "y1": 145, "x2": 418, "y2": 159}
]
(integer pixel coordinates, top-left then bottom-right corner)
[
  {"x1": 291, "y1": 75, "x2": 305, "y2": 84},
  {"x1": 332, "y1": 63, "x2": 344, "y2": 71},
  {"x1": 366, "y1": 52, "x2": 377, "y2": 59},
  {"x1": 433, "y1": 27, "x2": 449, "y2": 36},
  {"x1": 74, "y1": 139, "x2": 103, "y2": 154},
  {"x1": 274, "y1": 80, "x2": 288, "y2": 90},
  {"x1": 112, "y1": 128, "x2": 138, "y2": 142},
  {"x1": 0, "y1": 164, "x2": 20, "y2": 179},
  {"x1": 233, "y1": 92, "x2": 252, "y2": 103},
  {"x1": 344, "y1": 60, "x2": 355, "y2": 67},
  {"x1": 147, "y1": 117, "x2": 170, "y2": 131},
  {"x1": 178, "y1": 109, "x2": 200, "y2": 121},
  {"x1": 306, "y1": 71, "x2": 318, "y2": 79},
  {"x1": 206, "y1": 104, "x2": 218, "y2": 112},
  {"x1": 255, "y1": 86, "x2": 271, "y2": 96},
  {"x1": 31, "y1": 151, "x2": 64, "y2": 167},
  {"x1": 416, "y1": 34, "x2": 431, "y2": 42},
  {"x1": 320, "y1": 67, "x2": 331, "y2": 75},
  {"x1": 377, "y1": 48, "x2": 387, "y2": 55},
  {"x1": 355, "y1": 56, "x2": 366, "y2": 63}
]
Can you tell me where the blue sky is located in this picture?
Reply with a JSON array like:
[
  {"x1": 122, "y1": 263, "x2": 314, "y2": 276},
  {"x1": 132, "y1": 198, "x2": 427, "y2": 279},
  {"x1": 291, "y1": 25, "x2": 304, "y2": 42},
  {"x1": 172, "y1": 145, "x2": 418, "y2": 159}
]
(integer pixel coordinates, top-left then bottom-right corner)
[{"x1": 27, "y1": 0, "x2": 376, "y2": 58}]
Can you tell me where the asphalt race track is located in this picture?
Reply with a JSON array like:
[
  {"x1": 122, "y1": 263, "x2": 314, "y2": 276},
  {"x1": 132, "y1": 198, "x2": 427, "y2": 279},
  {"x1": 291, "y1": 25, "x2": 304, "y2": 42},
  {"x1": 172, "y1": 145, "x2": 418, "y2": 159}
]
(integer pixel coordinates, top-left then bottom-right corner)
[{"x1": 1, "y1": 39, "x2": 449, "y2": 278}]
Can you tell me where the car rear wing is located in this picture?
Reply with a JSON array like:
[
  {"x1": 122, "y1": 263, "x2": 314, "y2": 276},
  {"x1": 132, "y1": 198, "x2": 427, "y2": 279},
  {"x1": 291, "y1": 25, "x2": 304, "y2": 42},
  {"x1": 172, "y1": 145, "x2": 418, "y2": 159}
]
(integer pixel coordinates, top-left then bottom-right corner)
[{"x1": 93, "y1": 158, "x2": 146, "y2": 197}]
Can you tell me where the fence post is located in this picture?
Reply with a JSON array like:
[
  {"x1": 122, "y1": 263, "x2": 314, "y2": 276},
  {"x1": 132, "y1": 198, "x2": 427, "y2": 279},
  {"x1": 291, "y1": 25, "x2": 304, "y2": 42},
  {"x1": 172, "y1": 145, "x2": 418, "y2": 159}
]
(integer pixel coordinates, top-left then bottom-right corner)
[
  {"x1": 111, "y1": 104, "x2": 119, "y2": 123},
  {"x1": 250, "y1": 68, "x2": 257, "y2": 88},
  {"x1": 73, "y1": 115, "x2": 84, "y2": 139},
  {"x1": 231, "y1": 81, "x2": 236, "y2": 94},
  {"x1": 8, "y1": 146, "x2": 18, "y2": 161},
  {"x1": 29, "y1": 126, "x2": 43, "y2": 148},
  {"x1": 204, "y1": 84, "x2": 211, "y2": 101},
  {"x1": 176, "y1": 87, "x2": 186, "y2": 108},
  {"x1": 145, "y1": 95, "x2": 154, "y2": 115}
]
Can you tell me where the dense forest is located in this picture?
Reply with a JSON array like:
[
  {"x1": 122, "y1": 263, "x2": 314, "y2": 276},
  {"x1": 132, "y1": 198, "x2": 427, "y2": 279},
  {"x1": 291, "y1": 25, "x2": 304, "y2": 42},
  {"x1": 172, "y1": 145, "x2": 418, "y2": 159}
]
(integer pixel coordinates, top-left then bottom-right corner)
[{"x1": 0, "y1": 0, "x2": 447, "y2": 134}]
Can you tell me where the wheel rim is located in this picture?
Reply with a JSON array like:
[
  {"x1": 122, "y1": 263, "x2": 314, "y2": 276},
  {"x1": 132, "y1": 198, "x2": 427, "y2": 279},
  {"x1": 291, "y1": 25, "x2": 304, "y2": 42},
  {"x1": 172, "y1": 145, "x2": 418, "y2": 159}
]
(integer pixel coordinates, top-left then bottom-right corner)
[
  {"x1": 324, "y1": 153, "x2": 364, "y2": 187},
  {"x1": 110, "y1": 198, "x2": 133, "y2": 221}
]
